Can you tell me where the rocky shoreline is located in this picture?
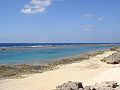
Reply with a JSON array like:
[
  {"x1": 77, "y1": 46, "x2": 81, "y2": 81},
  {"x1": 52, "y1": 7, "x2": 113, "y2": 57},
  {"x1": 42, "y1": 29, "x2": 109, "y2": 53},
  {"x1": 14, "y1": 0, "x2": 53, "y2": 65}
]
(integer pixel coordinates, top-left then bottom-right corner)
[
  {"x1": 0, "y1": 47, "x2": 119, "y2": 79},
  {"x1": 0, "y1": 49, "x2": 106, "y2": 79},
  {"x1": 55, "y1": 81, "x2": 120, "y2": 90}
]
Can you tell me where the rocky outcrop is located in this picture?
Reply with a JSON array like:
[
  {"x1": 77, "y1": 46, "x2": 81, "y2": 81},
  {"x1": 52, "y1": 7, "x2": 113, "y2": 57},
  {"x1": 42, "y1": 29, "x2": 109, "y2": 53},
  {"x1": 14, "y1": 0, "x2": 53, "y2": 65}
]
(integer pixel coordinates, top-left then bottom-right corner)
[
  {"x1": 101, "y1": 47, "x2": 120, "y2": 64},
  {"x1": 55, "y1": 81, "x2": 120, "y2": 90},
  {"x1": 56, "y1": 81, "x2": 83, "y2": 90},
  {"x1": 0, "y1": 64, "x2": 56, "y2": 79}
]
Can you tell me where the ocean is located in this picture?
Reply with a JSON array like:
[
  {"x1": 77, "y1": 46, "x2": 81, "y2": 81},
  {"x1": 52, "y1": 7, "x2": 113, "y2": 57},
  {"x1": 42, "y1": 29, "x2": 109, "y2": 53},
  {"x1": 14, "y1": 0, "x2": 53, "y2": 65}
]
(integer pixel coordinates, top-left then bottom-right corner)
[{"x1": 0, "y1": 43, "x2": 117, "y2": 64}]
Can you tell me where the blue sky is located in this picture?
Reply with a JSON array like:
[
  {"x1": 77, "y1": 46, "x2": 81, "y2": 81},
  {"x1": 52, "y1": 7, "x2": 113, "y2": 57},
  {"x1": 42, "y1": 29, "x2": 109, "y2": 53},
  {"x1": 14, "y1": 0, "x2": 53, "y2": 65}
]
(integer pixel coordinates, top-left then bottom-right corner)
[{"x1": 0, "y1": 0, "x2": 120, "y2": 43}]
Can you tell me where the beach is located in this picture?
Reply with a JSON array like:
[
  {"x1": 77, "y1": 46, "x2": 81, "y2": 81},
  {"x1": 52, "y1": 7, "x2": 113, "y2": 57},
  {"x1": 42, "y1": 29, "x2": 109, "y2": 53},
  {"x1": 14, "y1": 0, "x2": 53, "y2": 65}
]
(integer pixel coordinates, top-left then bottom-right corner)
[
  {"x1": 1, "y1": 0, "x2": 120, "y2": 89},
  {"x1": 0, "y1": 49, "x2": 120, "y2": 90}
]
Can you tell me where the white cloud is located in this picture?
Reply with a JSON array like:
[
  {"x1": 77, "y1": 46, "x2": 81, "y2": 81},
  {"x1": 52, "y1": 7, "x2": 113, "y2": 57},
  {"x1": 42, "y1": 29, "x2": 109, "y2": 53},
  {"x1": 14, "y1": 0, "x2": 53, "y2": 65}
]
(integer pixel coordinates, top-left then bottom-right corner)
[
  {"x1": 80, "y1": 24, "x2": 94, "y2": 31},
  {"x1": 98, "y1": 16, "x2": 105, "y2": 21},
  {"x1": 21, "y1": 0, "x2": 53, "y2": 14}
]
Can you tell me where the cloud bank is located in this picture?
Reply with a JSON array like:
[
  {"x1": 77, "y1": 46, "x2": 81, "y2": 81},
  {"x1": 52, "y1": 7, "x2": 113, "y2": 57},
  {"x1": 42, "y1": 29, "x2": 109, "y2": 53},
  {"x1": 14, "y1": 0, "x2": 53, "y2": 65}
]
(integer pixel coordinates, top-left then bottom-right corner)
[{"x1": 21, "y1": 0, "x2": 53, "y2": 14}]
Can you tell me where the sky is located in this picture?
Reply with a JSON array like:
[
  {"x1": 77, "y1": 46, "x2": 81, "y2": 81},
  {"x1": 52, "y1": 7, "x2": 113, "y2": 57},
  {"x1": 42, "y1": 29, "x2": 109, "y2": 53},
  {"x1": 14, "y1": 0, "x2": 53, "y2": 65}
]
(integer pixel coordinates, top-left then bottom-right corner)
[{"x1": 0, "y1": 0, "x2": 120, "y2": 43}]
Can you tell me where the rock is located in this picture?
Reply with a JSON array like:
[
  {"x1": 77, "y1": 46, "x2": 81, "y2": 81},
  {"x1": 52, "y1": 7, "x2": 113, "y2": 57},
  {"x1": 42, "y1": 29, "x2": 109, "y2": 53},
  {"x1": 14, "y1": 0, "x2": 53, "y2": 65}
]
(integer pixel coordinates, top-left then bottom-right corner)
[
  {"x1": 1, "y1": 48, "x2": 5, "y2": 50},
  {"x1": 100, "y1": 81, "x2": 118, "y2": 88},
  {"x1": 55, "y1": 81, "x2": 119, "y2": 90},
  {"x1": 77, "y1": 82, "x2": 83, "y2": 88},
  {"x1": 90, "y1": 81, "x2": 118, "y2": 90},
  {"x1": 110, "y1": 47, "x2": 119, "y2": 51},
  {"x1": 56, "y1": 81, "x2": 83, "y2": 90},
  {"x1": 101, "y1": 48, "x2": 120, "y2": 64}
]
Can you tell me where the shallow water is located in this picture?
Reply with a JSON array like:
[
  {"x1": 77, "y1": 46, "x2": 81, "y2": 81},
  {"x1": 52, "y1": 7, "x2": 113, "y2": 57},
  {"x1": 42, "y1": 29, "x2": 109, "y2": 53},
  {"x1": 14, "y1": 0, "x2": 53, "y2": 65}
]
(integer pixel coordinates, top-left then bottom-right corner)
[{"x1": 0, "y1": 43, "x2": 114, "y2": 64}]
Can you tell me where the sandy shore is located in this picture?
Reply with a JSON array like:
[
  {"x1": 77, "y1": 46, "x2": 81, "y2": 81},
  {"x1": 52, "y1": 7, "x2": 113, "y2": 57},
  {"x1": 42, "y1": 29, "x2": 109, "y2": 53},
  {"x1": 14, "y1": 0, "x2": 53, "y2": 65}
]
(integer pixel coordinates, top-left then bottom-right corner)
[{"x1": 0, "y1": 50, "x2": 120, "y2": 90}]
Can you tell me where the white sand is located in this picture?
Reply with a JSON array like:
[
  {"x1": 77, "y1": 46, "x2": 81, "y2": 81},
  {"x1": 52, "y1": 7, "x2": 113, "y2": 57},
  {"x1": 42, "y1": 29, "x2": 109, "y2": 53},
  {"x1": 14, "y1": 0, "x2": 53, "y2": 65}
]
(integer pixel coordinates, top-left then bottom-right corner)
[{"x1": 0, "y1": 51, "x2": 120, "y2": 90}]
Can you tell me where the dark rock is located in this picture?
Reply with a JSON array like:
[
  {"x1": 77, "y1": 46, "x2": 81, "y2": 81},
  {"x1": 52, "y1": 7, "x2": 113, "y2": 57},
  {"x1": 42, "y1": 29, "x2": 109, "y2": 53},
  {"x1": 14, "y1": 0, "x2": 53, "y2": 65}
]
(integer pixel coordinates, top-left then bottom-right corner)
[
  {"x1": 1, "y1": 49, "x2": 5, "y2": 50},
  {"x1": 77, "y1": 82, "x2": 83, "y2": 88}
]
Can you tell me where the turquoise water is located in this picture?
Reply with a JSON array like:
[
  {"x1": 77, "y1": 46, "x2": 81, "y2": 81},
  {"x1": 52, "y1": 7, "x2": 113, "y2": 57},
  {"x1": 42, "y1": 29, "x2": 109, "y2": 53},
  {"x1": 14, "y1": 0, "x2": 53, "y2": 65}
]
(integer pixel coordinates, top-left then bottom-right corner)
[{"x1": 0, "y1": 44, "x2": 113, "y2": 64}]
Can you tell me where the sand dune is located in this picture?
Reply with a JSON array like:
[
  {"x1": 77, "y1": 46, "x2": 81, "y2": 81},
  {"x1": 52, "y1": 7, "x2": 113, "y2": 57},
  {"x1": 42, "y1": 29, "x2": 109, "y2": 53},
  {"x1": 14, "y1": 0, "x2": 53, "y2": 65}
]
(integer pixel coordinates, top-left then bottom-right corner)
[{"x1": 0, "y1": 51, "x2": 120, "y2": 90}]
